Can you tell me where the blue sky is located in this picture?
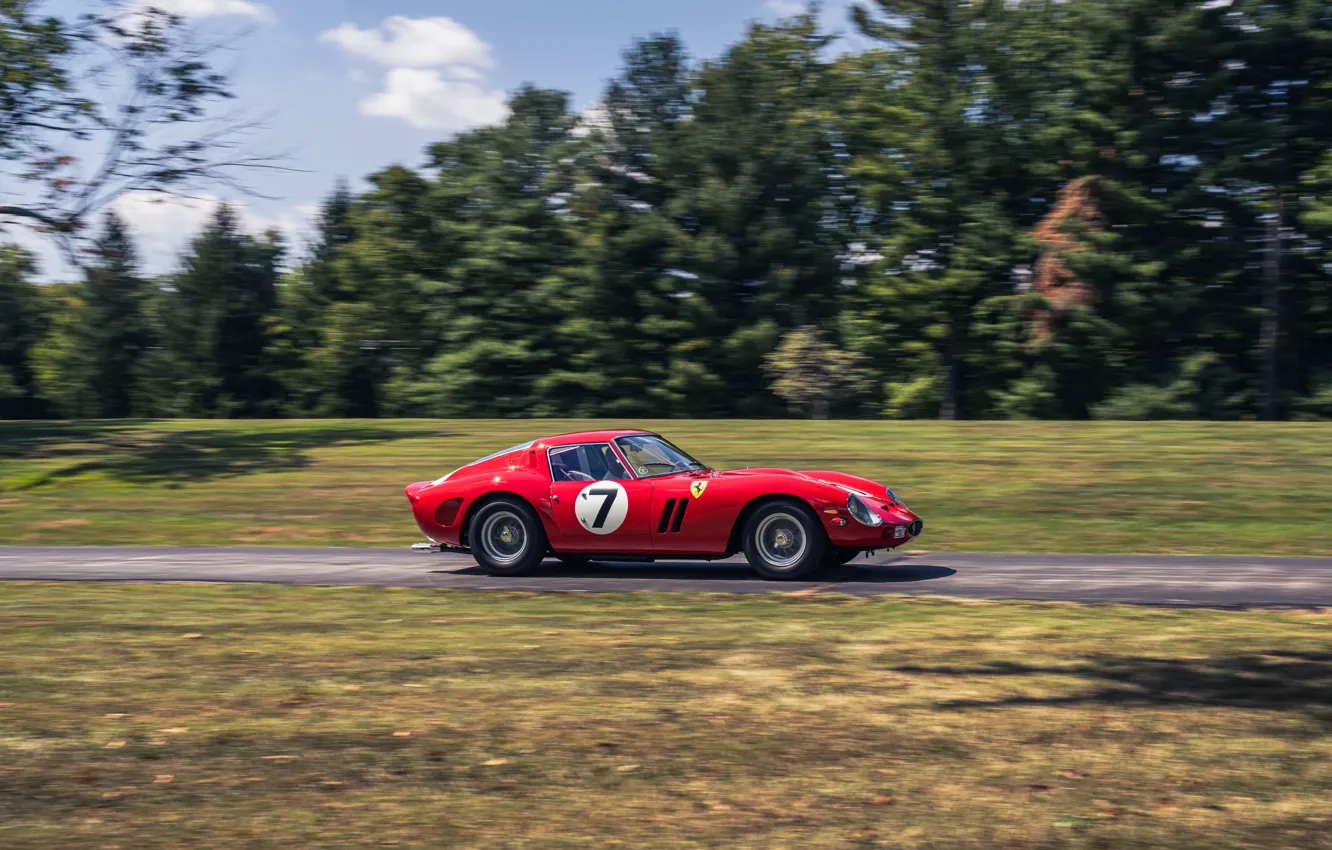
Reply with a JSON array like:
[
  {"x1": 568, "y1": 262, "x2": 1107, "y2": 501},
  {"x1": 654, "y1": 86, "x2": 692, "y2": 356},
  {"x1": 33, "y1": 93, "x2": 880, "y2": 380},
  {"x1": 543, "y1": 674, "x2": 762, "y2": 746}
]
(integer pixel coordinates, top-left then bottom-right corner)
[{"x1": 20, "y1": 0, "x2": 862, "y2": 278}]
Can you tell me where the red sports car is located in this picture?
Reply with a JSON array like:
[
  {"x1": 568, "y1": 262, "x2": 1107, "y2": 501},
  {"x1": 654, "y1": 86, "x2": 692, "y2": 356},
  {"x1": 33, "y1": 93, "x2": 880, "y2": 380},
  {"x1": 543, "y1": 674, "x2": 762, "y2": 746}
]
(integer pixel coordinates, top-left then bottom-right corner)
[{"x1": 404, "y1": 430, "x2": 923, "y2": 580}]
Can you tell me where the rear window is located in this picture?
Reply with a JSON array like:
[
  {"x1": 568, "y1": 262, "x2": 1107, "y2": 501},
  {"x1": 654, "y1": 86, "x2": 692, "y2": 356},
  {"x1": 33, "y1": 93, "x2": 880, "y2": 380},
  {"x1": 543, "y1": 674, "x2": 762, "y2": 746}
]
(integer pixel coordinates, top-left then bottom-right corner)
[{"x1": 467, "y1": 441, "x2": 534, "y2": 467}]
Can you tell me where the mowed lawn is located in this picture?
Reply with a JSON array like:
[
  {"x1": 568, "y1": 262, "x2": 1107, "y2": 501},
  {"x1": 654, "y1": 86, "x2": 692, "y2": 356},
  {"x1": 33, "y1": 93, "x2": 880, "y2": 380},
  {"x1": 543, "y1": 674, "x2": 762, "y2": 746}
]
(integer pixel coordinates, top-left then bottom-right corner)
[
  {"x1": 0, "y1": 584, "x2": 1329, "y2": 849},
  {"x1": 1, "y1": 419, "x2": 1330, "y2": 555}
]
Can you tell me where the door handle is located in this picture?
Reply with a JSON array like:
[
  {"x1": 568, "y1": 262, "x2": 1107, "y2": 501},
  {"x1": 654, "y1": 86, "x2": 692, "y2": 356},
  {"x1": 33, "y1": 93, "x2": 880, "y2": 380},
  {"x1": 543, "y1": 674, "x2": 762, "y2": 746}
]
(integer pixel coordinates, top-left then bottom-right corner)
[{"x1": 552, "y1": 495, "x2": 560, "y2": 504}]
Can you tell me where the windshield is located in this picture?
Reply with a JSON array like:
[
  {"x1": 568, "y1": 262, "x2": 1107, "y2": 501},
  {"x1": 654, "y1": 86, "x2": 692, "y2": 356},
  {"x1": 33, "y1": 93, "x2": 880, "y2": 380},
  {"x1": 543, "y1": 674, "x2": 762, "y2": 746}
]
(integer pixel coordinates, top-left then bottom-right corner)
[{"x1": 615, "y1": 435, "x2": 707, "y2": 478}]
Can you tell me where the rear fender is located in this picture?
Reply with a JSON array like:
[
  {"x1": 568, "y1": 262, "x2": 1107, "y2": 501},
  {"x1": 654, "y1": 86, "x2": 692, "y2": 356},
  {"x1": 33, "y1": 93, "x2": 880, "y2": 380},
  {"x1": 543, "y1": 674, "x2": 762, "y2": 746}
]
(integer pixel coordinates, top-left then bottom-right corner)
[{"x1": 460, "y1": 491, "x2": 546, "y2": 549}]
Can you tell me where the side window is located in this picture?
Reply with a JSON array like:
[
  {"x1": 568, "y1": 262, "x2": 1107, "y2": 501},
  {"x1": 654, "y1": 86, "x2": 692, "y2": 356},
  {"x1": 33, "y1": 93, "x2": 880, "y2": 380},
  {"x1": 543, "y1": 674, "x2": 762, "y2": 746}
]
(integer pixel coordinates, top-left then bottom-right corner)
[{"x1": 548, "y1": 444, "x2": 632, "y2": 482}]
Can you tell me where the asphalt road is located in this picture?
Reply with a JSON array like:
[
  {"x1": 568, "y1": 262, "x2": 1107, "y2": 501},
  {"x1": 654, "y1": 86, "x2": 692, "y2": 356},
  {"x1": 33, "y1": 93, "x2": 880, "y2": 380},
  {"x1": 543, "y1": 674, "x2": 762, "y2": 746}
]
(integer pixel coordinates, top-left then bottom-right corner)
[{"x1": 1, "y1": 546, "x2": 1330, "y2": 607}]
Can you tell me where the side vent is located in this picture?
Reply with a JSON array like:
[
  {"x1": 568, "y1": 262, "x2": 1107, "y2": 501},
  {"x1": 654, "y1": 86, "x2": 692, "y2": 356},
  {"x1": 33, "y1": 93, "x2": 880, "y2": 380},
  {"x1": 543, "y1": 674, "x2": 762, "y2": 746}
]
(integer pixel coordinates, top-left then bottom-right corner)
[
  {"x1": 435, "y1": 498, "x2": 464, "y2": 527},
  {"x1": 670, "y1": 499, "x2": 689, "y2": 533},
  {"x1": 658, "y1": 499, "x2": 677, "y2": 534}
]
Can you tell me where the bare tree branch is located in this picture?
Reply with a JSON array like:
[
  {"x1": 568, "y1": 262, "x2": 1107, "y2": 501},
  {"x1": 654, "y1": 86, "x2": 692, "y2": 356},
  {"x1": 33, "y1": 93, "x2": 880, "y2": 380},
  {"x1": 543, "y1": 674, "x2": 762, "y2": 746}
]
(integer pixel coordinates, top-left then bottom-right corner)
[{"x1": 1, "y1": 1, "x2": 291, "y2": 267}]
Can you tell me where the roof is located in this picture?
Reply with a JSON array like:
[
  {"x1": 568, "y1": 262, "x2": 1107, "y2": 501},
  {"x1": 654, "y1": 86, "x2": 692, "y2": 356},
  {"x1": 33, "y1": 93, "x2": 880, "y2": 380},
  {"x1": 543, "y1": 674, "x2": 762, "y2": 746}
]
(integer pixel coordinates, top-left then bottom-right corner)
[{"x1": 537, "y1": 429, "x2": 653, "y2": 447}]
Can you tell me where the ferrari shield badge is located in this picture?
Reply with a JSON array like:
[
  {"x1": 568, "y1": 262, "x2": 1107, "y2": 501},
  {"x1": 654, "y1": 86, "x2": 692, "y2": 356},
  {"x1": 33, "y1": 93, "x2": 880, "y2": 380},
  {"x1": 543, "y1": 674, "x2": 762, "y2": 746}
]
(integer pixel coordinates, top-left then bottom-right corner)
[{"x1": 690, "y1": 480, "x2": 708, "y2": 500}]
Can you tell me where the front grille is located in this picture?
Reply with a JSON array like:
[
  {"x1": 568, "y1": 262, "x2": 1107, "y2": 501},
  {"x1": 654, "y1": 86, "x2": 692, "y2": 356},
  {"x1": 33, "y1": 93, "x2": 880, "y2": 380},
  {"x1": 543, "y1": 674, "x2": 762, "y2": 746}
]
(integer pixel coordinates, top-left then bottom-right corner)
[{"x1": 908, "y1": 520, "x2": 924, "y2": 537}]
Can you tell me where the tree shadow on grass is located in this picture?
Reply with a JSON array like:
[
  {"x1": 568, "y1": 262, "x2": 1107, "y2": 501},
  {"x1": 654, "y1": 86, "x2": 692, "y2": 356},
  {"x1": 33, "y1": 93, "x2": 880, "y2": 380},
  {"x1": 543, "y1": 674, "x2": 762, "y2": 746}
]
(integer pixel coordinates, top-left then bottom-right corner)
[
  {"x1": 891, "y1": 651, "x2": 1332, "y2": 718},
  {"x1": 0, "y1": 422, "x2": 444, "y2": 488},
  {"x1": 0, "y1": 421, "x2": 141, "y2": 461}
]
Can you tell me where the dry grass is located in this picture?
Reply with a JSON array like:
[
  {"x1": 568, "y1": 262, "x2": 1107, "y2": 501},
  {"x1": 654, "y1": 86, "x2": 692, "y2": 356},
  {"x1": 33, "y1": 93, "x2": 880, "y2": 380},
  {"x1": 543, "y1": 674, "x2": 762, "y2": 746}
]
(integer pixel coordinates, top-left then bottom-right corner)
[
  {"x1": 1, "y1": 419, "x2": 1331, "y2": 554},
  {"x1": 1, "y1": 583, "x2": 1330, "y2": 848}
]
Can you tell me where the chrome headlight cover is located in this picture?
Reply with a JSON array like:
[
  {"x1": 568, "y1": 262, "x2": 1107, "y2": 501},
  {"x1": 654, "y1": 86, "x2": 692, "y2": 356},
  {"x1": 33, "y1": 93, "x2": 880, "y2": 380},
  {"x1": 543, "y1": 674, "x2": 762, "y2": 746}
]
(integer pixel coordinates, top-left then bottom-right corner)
[
  {"x1": 885, "y1": 487, "x2": 906, "y2": 507},
  {"x1": 846, "y1": 493, "x2": 883, "y2": 527}
]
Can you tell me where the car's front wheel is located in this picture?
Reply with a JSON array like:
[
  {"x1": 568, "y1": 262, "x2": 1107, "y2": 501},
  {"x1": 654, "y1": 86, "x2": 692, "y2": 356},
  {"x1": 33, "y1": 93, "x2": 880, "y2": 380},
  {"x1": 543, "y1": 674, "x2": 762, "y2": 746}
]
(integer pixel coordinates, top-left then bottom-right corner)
[
  {"x1": 742, "y1": 499, "x2": 826, "y2": 580},
  {"x1": 470, "y1": 499, "x2": 547, "y2": 576}
]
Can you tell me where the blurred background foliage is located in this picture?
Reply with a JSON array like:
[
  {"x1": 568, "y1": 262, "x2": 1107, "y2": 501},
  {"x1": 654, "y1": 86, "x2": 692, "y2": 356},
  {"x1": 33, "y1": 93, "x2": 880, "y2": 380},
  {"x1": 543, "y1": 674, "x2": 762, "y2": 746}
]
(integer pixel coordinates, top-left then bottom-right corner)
[{"x1": 3, "y1": 0, "x2": 1332, "y2": 421}]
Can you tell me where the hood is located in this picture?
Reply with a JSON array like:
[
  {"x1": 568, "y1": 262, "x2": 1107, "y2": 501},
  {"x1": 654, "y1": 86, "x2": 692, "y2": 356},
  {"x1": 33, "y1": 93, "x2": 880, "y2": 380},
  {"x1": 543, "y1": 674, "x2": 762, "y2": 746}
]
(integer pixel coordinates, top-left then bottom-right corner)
[{"x1": 714, "y1": 468, "x2": 809, "y2": 479}]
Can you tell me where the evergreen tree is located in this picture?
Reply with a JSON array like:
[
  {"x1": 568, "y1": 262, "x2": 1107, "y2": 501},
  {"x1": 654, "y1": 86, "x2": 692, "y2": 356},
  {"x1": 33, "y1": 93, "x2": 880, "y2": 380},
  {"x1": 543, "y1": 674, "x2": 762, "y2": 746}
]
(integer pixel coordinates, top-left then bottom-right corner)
[
  {"x1": 277, "y1": 183, "x2": 386, "y2": 417},
  {"x1": 673, "y1": 15, "x2": 857, "y2": 416},
  {"x1": 0, "y1": 246, "x2": 48, "y2": 418},
  {"x1": 165, "y1": 205, "x2": 283, "y2": 416},
  {"x1": 393, "y1": 87, "x2": 583, "y2": 417},
  {"x1": 6, "y1": 2, "x2": 1329, "y2": 423},
  {"x1": 551, "y1": 34, "x2": 707, "y2": 415},
  {"x1": 1172, "y1": 0, "x2": 1332, "y2": 419},
  {"x1": 81, "y1": 213, "x2": 151, "y2": 417},
  {"x1": 848, "y1": 0, "x2": 1037, "y2": 419}
]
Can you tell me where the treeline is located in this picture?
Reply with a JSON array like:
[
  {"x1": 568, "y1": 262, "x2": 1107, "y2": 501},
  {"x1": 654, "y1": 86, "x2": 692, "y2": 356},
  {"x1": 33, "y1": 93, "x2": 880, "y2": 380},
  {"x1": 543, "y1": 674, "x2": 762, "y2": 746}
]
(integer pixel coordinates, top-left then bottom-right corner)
[{"x1": 3, "y1": 0, "x2": 1332, "y2": 421}]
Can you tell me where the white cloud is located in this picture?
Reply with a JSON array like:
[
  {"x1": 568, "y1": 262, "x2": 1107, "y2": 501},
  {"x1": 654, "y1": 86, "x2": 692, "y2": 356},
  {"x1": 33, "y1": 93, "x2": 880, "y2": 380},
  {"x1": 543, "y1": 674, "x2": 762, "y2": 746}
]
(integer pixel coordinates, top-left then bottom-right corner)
[
  {"x1": 0, "y1": 194, "x2": 307, "y2": 280},
  {"x1": 321, "y1": 16, "x2": 508, "y2": 133},
  {"x1": 319, "y1": 17, "x2": 492, "y2": 69},
  {"x1": 5, "y1": 193, "x2": 316, "y2": 281},
  {"x1": 766, "y1": 0, "x2": 807, "y2": 16},
  {"x1": 134, "y1": 0, "x2": 276, "y2": 23},
  {"x1": 113, "y1": 193, "x2": 318, "y2": 275},
  {"x1": 114, "y1": 193, "x2": 219, "y2": 274},
  {"x1": 445, "y1": 65, "x2": 484, "y2": 82},
  {"x1": 359, "y1": 68, "x2": 508, "y2": 132}
]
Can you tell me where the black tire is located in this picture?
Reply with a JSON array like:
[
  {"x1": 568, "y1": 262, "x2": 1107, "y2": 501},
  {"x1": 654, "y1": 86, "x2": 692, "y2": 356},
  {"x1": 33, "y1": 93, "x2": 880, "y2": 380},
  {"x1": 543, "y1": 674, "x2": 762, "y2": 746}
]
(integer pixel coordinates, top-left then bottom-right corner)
[
  {"x1": 821, "y1": 547, "x2": 860, "y2": 569},
  {"x1": 741, "y1": 499, "x2": 826, "y2": 581},
  {"x1": 469, "y1": 498, "x2": 547, "y2": 576}
]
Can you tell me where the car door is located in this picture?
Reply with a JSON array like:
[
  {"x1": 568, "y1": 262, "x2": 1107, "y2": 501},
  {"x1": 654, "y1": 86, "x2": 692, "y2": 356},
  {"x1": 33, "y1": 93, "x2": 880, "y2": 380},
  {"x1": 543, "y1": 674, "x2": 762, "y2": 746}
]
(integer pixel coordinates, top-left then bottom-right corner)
[
  {"x1": 650, "y1": 472, "x2": 720, "y2": 554},
  {"x1": 547, "y1": 443, "x2": 654, "y2": 553}
]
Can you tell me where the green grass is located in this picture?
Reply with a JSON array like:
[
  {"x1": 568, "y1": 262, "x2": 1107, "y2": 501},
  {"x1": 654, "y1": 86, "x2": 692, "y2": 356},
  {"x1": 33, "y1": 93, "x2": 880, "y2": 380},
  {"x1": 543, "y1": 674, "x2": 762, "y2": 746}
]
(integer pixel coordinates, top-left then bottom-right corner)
[
  {"x1": 1, "y1": 584, "x2": 1329, "y2": 848},
  {"x1": 1, "y1": 419, "x2": 1330, "y2": 554}
]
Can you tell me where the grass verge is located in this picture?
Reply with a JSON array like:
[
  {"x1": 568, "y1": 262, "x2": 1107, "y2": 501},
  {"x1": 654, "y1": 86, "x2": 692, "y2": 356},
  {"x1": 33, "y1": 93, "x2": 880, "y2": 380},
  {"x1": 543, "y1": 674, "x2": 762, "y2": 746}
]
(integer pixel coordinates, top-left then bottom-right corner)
[
  {"x1": 1, "y1": 419, "x2": 1331, "y2": 554},
  {"x1": 1, "y1": 584, "x2": 1330, "y2": 848}
]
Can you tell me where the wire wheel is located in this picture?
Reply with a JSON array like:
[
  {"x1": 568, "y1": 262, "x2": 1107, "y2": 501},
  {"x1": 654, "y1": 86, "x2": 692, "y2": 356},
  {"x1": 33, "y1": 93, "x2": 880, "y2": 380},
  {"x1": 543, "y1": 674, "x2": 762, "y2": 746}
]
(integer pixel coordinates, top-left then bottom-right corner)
[
  {"x1": 478, "y1": 510, "x2": 527, "y2": 566},
  {"x1": 755, "y1": 512, "x2": 807, "y2": 570}
]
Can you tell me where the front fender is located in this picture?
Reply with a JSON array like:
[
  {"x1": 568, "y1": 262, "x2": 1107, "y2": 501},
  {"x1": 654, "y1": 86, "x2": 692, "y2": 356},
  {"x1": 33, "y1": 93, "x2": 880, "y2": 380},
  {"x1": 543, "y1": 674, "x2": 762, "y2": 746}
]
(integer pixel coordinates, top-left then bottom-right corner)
[{"x1": 801, "y1": 470, "x2": 887, "y2": 496}]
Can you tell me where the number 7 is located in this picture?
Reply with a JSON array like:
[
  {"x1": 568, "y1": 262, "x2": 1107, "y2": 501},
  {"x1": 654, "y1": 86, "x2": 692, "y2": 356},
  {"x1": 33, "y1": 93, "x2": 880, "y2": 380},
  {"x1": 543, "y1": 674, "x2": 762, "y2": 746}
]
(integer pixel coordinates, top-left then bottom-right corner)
[{"x1": 587, "y1": 488, "x2": 619, "y2": 529}]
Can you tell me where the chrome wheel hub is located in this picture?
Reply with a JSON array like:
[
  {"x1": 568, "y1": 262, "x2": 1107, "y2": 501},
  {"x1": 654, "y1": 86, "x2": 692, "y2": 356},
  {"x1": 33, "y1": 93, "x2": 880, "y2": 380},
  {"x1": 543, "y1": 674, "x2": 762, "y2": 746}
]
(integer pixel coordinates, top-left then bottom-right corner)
[
  {"x1": 756, "y1": 513, "x2": 807, "y2": 570},
  {"x1": 479, "y1": 511, "x2": 527, "y2": 565}
]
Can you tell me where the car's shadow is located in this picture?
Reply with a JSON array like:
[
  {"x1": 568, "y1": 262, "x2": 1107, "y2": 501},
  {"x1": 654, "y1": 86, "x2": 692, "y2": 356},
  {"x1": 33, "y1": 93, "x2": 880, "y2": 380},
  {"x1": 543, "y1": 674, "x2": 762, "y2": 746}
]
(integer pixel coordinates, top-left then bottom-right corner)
[{"x1": 436, "y1": 559, "x2": 956, "y2": 584}]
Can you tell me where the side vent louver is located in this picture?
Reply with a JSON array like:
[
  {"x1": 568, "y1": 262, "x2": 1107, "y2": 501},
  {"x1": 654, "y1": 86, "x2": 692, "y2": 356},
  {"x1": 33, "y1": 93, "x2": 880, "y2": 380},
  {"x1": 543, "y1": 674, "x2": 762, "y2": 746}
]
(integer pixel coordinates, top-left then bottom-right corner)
[{"x1": 658, "y1": 499, "x2": 677, "y2": 534}]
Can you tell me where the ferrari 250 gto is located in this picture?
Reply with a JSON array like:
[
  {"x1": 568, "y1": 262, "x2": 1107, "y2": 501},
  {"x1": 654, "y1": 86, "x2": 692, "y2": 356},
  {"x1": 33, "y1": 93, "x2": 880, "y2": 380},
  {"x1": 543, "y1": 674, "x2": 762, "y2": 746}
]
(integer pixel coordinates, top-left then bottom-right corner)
[{"x1": 405, "y1": 430, "x2": 923, "y2": 580}]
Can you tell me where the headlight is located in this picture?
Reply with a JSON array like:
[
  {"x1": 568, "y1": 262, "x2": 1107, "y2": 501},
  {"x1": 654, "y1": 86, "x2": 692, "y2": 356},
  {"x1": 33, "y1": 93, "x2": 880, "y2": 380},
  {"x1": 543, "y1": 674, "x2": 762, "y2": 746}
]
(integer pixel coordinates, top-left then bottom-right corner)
[
  {"x1": 885, "y1": 487, "x2": 906, "y2": 507},
  {"x1": 846, "y1": 493, "x2": 883, "y2": 527}
]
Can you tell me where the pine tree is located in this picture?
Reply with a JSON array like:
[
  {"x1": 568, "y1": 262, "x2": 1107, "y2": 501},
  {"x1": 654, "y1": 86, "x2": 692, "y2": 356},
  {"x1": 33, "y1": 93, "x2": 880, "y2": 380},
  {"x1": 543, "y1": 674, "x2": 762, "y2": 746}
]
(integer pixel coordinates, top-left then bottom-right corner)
[
  {"x1": 552, "y1": 34, "x2": 709, "y2": 415},
  {"x1": 395, "y1": 87, "x2": 583, "y2": 417},
  {"x1": 0, "y1": 246, "x2": 48, "y2": 418},
  {"x1": 82, "y1": 213, "x2": 151, "y2": 417},
  {"x1": 847, "y1": 0, "x2": 1038, "y2": 419},
  {"x1": 166, "y1": 204, "x2": 283, "y2": 416},
  {"x1": 671, "y1": 15, "x2": 857, "y2": 416},
  {"x1": 278, "y1": 183, "x2": 387, "y2": 417}
]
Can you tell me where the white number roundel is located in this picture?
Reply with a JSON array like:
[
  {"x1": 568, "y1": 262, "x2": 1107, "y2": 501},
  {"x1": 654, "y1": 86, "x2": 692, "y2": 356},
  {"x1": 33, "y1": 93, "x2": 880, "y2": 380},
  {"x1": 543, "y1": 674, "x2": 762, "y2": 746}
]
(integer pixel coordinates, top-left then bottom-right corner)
[{"x1": 574, "y1": 481, "x2": 628, "y2": 535}]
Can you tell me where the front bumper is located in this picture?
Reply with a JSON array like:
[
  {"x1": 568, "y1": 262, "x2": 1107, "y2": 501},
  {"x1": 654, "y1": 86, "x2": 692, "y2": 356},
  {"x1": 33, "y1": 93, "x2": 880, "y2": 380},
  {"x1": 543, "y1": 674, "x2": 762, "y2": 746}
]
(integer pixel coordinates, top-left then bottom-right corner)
[{"x1": 825, "y1": 504, "x2": 922, "y2": 549}]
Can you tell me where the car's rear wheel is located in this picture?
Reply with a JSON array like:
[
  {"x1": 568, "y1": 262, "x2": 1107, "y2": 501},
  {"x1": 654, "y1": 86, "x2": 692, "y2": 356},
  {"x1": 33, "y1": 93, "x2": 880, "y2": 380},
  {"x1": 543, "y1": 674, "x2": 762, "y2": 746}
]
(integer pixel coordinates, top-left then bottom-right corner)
[
  {"x1": 821, "y1": 546, "x2": 861, "y2": 569},
  {"x1": 470, "y1": 499, "x2": 547, "y2": 576},
  {"x1": 742, "y1": 499, "x2": 826, "y2": 581}
]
